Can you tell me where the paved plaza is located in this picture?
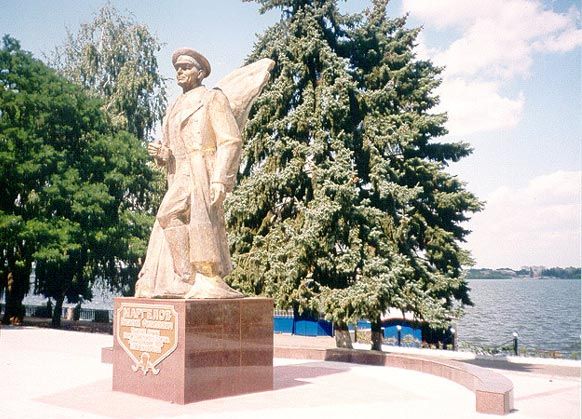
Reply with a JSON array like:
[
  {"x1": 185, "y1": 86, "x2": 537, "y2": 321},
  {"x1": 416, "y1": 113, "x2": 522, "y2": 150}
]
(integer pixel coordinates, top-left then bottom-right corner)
[{"x1": 0, "y1": 327, "x2": 579, "y2": 418}]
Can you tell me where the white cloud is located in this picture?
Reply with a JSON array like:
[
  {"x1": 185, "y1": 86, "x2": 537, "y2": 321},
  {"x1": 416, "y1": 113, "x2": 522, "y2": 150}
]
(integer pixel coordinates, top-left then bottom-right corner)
[
  {"x1": 412, "y1": 31, "x2": 436, "y2": 61},
  {"x1": 402, "y1": 0, "x2": 501, "y2": 29},
  {"x1": 526, "y1": 170, "x2": 582, "y2": 205},
  {"x1": 437, "y1": 78, "x2": 524, "y2": 135},
  {"x1": 533, "y1": 27, "x2": 582, "y2": 53},
  {"x1": 430, "y1": 1, "x2": 580, "y2": 78},
  {"x1": 403, "y1": 0, "x2": 581, "y2": 65},
  {"x1": 465, "y1": 171, "x2": 581, "y2": 268},
  {"x1": 403, "y1": 0, "x2": 581, "y2": 136}
]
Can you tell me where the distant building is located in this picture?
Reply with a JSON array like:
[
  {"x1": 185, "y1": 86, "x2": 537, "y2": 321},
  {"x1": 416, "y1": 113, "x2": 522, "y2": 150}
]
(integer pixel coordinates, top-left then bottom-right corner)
[{"x1": 529, "y1": 266, "x2": 545, "y2": 278}]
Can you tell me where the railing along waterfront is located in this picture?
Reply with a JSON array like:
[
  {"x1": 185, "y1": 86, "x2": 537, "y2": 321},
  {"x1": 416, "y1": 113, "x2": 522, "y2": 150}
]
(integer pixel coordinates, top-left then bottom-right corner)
[
  {"x1": 1, "y1": 303, "x2": 113, "y2": 324},
  {"x1": 3, "y1": 302, "x2": 580, "y2": 360},
  {"x1": 458, "y1": 339, "x2": 580, "y2": 360}
]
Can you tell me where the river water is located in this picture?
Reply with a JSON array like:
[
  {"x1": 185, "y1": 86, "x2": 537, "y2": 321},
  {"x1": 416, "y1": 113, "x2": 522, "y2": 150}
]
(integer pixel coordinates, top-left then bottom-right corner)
[
  {"x1": 458, "y1": 279, "x2": 581, "y2": 357},
  {"x1": 22, "y1": 278, "x2": 581, "y2": 356}
]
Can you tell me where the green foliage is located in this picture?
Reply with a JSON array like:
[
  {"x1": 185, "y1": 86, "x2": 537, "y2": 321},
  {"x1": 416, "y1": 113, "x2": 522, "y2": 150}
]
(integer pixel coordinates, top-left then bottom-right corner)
[
  {"x1": 48, "y1": 3, "x2": 166, "y2": 141},
  {"x1": 541, "y1": 267, "x2": 581, "y2": 279},
  {"x1": 0, "y1": 36, "x2": 160, "y2": 322},
  {"x1": 245, "y1": 0, "x2": 336, "y2": 15},
  {"x1": 227, "y1": 0, "x2": 481, "y2": 328},
  {"x1": 466, "y1": 269, "x2": 514, "y2": 279}
]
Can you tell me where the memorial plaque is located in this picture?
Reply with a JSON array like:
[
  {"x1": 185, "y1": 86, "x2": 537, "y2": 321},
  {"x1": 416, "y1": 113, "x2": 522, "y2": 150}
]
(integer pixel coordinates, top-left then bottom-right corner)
[{"x1": 115, "y1": 302, "x2": 178, "y2": 375}]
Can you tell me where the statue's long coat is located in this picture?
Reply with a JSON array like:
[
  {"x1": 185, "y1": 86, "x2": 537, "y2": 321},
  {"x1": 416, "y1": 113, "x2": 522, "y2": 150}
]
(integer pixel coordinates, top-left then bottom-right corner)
[
  {"x1": 135, "y1": 58, "x2": 274, "y2": 298},
  {"x1": 136, "y1": 86, "x2": 241, "y2": 297}
]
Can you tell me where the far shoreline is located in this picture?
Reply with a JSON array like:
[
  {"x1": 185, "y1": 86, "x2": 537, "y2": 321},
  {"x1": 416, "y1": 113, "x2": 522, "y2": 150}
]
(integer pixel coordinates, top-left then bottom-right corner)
[{"x1": 467, "y1": 277, "x2": 581, "y2": 280}]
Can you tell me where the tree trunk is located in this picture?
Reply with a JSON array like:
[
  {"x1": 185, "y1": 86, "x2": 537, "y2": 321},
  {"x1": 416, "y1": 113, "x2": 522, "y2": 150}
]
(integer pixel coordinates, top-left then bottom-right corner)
[
  {"x1": 334, "y1": 322, "x2": 353, "y2": 349},
  {"x1": 52, "y1": 294, "x2": 65, "y2": 328},
  {"x1": 371, "y1": 319, "x2": 383, "y2": 351},
  {"x1": 2, "y1": 268, "x2": 29, "y2": 326},
  {"x1": 0, "y1": 270, "x2": 6, "y2": 322}
]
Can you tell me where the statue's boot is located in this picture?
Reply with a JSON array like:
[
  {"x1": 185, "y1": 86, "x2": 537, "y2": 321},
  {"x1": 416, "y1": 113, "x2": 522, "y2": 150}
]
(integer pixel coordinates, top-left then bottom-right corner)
[
  {"x1": 163, "y1": 225, "x2": 193, "y2": 285},
  {"x1": 136, "y1": 277, "x2": 191, "y2": 299},
  {"x1": 134, "y1": 282, "x2": 153, "y2": 298},
  {"x1": 157, "y1": 280, "x2": 191, "y2": 298},
  {"x1": 184, "y1": 272, "x2": 244, "y2": 299}
]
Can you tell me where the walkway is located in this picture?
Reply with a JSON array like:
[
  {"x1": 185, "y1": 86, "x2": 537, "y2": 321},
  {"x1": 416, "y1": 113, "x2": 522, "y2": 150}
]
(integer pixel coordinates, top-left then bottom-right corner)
[{"x1": 0, "y1": 327, "x2": 579, "y2": 418}]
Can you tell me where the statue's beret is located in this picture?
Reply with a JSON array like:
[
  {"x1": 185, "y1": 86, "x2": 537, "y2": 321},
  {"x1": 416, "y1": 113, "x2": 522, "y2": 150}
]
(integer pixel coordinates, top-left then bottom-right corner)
[{"x1": 172, "y1": 48, "x2": 211, "y2": 78}]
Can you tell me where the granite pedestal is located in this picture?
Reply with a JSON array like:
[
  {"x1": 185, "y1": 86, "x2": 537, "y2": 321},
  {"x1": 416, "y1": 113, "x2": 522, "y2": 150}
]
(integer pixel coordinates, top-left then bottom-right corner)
[{"x1": 112, "y1": 297, "x2": 273, "y2": 404}]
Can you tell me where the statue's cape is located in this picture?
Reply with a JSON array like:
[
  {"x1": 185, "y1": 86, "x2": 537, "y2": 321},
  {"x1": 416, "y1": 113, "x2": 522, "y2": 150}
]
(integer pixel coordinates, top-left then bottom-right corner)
[{"x1": 216, "y1": 58, "x2": 275, "y2": 131}]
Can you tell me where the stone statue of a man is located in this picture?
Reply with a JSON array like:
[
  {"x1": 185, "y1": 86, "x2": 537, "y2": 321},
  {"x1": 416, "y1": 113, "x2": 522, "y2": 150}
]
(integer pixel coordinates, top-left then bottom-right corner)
[{"x1": 135, "y1": 48, "x2": 273, "y2": 299}]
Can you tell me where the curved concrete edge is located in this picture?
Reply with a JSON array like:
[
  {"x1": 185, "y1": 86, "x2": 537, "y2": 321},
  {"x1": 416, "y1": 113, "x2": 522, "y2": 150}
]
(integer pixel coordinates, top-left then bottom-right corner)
[
  {"x1": 274, "y1": 347, "x2": 514, "y2": 416},
  {"x1": 102, "y1": 345, "x2": 513, "y2": 415}
]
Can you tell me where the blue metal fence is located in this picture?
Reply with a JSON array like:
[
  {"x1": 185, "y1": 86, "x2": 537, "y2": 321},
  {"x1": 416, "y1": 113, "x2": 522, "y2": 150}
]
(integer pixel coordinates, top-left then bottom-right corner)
[
  {"x1": 3, "y1": 302, "x2": 420, "y2": 344},
  {"x1": 273, "y1": 310, "x2": 334, "y2": 336}
]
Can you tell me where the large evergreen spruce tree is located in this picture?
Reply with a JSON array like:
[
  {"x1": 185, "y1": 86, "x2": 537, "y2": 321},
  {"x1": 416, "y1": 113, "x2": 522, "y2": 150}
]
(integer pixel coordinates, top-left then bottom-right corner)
[
  {"x1": 346, "y1": 1, "x2": 481, "y2": 346},
  {"x1": 229, "y1": 0, "x2": 481, "y2": 347}
]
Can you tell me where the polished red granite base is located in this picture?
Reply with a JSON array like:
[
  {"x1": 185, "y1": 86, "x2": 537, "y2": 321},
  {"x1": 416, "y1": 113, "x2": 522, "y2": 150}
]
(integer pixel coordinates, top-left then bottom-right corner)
[{"x1": 112, "y1": 297, "x2": 273, "y2": 404}]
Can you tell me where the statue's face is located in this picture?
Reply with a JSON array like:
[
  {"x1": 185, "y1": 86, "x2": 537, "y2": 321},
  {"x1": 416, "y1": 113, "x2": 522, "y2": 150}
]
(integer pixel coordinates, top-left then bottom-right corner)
[{"x1": 176, "y1": 62, "x2": 202, "y2": 91}]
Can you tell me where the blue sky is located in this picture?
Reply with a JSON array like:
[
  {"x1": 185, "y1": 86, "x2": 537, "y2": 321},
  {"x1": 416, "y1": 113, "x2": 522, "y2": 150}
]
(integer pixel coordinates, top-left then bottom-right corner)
[{"x1": 1, "y1": 0, "x2": 580, "y2": 269}]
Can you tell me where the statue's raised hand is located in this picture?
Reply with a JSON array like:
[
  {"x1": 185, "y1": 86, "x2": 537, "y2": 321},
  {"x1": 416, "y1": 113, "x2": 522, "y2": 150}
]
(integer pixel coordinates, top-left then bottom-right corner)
[{"x1": 147, "y1": 142, "x2": 161, "y2": 157}]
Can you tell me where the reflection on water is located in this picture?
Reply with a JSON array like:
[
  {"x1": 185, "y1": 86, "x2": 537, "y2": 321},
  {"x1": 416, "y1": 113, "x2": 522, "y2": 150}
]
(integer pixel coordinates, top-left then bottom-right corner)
[{"x1": 458, "y1": 279, "x2": 581, "y2": 356}]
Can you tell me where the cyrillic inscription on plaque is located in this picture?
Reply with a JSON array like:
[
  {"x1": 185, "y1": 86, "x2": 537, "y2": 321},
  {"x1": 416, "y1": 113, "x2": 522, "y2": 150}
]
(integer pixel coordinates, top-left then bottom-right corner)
[{"x1": 116, "y1": 303, "x2": 178, "y2": 375}]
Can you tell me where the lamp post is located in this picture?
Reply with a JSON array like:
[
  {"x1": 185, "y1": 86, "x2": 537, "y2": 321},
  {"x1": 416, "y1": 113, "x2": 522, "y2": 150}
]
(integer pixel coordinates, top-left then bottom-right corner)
[
  {"x1": 396, "y1": 325, "x2": 402, "y2": 347},
  {"x1": 512, "y1": 332, "x2": 519, "y2": 356},
  {"x1": 450, "y1": 327, "x2": 456, "y2": 351}
]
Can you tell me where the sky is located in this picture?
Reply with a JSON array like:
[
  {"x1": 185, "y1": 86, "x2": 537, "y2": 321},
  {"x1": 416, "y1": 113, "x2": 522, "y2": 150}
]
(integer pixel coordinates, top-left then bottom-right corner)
[{"x1": 1, "y1": 0, "x2": 580, "y2": 269}]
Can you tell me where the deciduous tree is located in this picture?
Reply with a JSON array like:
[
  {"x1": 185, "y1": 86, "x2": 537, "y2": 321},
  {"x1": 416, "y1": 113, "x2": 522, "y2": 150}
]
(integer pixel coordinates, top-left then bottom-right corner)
[
  {"x1": 0, "y1": 36, "x2": 159, "y2": 326},
  {"x1": 49, "y1": 3, "x2": 166, "y2": 141}
]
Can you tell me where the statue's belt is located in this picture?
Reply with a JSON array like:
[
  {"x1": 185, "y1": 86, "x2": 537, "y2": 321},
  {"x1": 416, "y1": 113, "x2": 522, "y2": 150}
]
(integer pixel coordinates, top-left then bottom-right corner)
[
  {"x1": 190, "y1": 147, "x2": 216, "y2": 153},
  {"x1": 173, "y1": 147, "x2": 217, "y2": 159}
]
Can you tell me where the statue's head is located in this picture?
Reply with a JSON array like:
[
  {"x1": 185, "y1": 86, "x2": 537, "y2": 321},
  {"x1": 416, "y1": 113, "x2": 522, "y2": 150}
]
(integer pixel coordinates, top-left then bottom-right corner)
[{"x1": 172, "y1": 48, "x2": 211, "y2": 92}]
